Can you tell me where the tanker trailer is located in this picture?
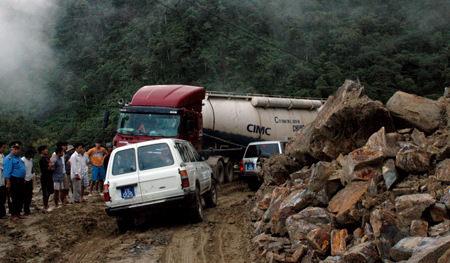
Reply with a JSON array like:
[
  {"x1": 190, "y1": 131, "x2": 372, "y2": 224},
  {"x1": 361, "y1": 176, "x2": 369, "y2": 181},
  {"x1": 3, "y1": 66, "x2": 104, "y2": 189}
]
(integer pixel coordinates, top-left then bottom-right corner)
[
  {"x1": 111, "y1": 85, "x2": 323, "y2": 184},
  {"x1": 200, "y1": 92, "x2": 323, "y2": 184}
]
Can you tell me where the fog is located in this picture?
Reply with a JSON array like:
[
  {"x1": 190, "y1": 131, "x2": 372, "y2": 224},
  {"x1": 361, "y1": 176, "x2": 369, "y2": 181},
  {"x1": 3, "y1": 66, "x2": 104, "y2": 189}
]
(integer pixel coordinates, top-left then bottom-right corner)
[{"x1": 0, "y1": 0, "x2": 57, "y2": 114}]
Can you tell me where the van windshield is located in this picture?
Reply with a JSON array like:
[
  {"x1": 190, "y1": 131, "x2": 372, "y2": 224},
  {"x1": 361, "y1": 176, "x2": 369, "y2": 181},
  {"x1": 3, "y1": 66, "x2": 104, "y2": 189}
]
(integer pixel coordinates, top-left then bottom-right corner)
[
  {"x1": 117, "y1": 113, "x2": 180, "y2": 137},
  {"x1": 244, "y1": 143, "x2": 279, "y2": 158}
]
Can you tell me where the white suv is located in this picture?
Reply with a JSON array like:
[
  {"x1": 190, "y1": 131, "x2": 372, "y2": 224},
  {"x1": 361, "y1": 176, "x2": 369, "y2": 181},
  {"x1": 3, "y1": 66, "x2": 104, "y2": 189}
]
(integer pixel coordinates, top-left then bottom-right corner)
[
  {"x1": 242, "y1": 141, "x2": 287, "y2": 190},
  {"x1": 104, "y1": 139, "x2": 217, "y2": 232}
]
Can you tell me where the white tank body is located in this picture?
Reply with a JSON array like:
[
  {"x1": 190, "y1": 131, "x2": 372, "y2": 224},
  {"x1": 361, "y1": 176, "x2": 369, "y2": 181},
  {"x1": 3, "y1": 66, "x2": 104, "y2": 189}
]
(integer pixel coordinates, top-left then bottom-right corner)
[{"x1": 202, "y1": 94, "x2": 322, "y2": 144}]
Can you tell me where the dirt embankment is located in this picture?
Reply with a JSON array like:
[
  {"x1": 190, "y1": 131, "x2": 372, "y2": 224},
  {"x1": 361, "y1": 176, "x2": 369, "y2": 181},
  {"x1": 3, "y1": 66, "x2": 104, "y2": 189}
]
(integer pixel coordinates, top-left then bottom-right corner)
[{"x1": 0, "y1": 181, "x2": 257, "y2": 263}]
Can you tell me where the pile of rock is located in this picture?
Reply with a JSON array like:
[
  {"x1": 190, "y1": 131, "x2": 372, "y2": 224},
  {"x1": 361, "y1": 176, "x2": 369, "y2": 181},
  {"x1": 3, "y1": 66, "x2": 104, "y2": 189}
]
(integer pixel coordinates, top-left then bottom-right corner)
[{"x1": 250, "y1": 80, "x2": 450, "y2": 262}]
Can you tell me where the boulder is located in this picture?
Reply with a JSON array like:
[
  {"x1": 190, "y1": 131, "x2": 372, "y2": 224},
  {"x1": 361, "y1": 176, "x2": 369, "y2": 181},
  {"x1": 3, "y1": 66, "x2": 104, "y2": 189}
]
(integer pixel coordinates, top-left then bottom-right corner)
[
  {"x1": 425, "y1": 203, "x2": 447, "y2": 223},
  {"x1": 390, "y1": 237, "x2": 436, "y2": 261},
  {"x1": 341, "y1": 146, "x2": 385, "y2": 185},
  {"x1": 294, "y1": 207, "x2": 336, "y2": 231},
  {"x1": 395, "y1": 143, "x2": 431, "y2": 173},
  {"x1": 440, "y1": 192, "x2": 450, "y2": 210},
  {"x1": 290, "y1": 167, "x2": 312, "y2": 181},
  {"x1": 270, "y1": 208, "x2": 297, "y2": 236},
  {"x1": 306, "y1": 228, "x2": 331, "y2": 254},
  {"x1": 286, "y1": 80, "x2": 395, "y2": 166},
  {"x1": 259, "y1": 154, "x2": 301, "y2": 185},
  {"x1": 386, "y1": 91, "x2": 443, "y2": 134},
  {"x1": 395, "y1": 194, "x2": 436, "y2": 226},
  {"x1": 280, "y1": 189, "x2": 321, "y2": 213},
  {"x1": 330, "y1": 229, "x2": 347, "y2": 256},
  {"x1": 257, "y1": 194, "x2": 272, "y2": 211},
  {"x1": 308, "y1": 161, "x2": 340, "y2": 195},
  {"x1": 286, "y1": 207, "x2": 335, "y2": 244},
  {"x1": 407, "y1": 233, "x2": 450, "y2": 263},
  {"x1": 382, "y1": 159, "x2": 399, "y2": 190},
  {"x1": 411, "y1": 128, "x2": 428, "y2": 149},
  {"x1": 328, "y1": 181, "x2": 368, "y2": 224},
  {"x1": 369, "y1": 209, "x2": 404, "y2": 259},
  {"x1": 365, "y1": 127, "x2": 400, "y2": 157},
  {"x1": 342, "y1": 241, "x2": 379, "y2": 263},
  {"x1": 321, "y1": 256, "x2": 344, "y2": 263},
  {"x1": 428, "y1": 220, "x2": 450, "y2": 237},
  {"x1": 411, "y1": 220, "x2": 429, "y2": 237},
  {"x1": 435, "y1": 159, "x2": 450, "y2": 183},
  {"x1": 262, "y1": 190, "x2": 291, "y2": 222}
]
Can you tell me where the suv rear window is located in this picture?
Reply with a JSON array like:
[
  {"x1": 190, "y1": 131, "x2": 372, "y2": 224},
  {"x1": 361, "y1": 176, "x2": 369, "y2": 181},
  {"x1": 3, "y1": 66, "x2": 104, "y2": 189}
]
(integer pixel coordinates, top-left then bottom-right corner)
[
  {"x1": 138, "y1": 143, "x2": 174, "y2": 170},
  {"x1": 112, "y1": 148, "x2": 137, "y2": 175},
  {"x1": 244, "y1": 143, "x2": 280, "y2": 158}
]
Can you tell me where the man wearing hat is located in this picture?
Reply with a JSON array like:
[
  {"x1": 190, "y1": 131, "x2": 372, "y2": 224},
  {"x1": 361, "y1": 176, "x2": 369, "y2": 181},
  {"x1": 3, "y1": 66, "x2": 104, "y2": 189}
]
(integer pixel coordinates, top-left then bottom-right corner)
[{"x1": 3, "y1": 141, "x2": 27, "y2": 220}]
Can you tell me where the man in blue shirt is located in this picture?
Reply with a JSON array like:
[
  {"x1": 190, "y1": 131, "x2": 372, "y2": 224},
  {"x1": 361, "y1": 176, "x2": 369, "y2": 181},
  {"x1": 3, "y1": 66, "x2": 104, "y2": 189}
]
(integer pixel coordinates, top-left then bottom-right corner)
[{"x1": 3, "y1": 141, "x2": 27, "y2": 220}]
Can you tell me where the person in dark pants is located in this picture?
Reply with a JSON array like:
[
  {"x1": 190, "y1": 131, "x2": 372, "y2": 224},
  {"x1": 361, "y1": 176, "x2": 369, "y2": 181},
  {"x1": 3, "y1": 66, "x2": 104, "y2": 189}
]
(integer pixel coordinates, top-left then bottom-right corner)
[
  {"x1": 38, "y1": 145, "x2": 54, "y2": 212},
  {"x1": 0, "y1": 141, "x2": 7, "y2": 219},
  {"x1": 22, "y1": 147, "x2": 37, "y2": 215},
  {"x1": 3, "y1": 141, "x2": 27, "y2": 220}
]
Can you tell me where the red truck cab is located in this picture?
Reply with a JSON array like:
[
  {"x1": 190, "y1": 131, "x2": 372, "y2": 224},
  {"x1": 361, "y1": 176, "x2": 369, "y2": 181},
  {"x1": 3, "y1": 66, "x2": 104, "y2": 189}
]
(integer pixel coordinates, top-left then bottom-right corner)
[{"x1": 114, "y1": 85, "x2": 205, "y2": 151}]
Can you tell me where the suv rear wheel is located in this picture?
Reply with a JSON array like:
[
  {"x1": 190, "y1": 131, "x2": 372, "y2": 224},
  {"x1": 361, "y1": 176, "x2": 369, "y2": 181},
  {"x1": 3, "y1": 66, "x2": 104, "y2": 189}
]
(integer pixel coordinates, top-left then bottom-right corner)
[
  {"x1": 204, "y1": 179, "x2": 218, "y2": 208},
  {"x1": 116, "y1": 217, "x2": 134, "y2": 233},
  {"x1": 190, "y1": 187, "x2": 204, "y2": 223}
]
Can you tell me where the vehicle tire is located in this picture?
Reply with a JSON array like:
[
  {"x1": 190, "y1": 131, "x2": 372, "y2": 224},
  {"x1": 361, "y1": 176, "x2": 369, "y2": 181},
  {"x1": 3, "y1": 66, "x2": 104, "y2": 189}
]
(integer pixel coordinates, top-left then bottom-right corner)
[
  {"x1": 190, "y1": 187, "x2": 204, "y2": 223},
  {"x1": 204, "y1": 179, "x2": 218, "y2": 208},
  {"x1": 214, "y1": 160, "x2": 225, "y2": 184},
  {"x1": 116, "y1": 217, "x2": 134, "y2": 233},
  {"x1": 225, "y1": 161, "x2": 234, "y2": 183}
]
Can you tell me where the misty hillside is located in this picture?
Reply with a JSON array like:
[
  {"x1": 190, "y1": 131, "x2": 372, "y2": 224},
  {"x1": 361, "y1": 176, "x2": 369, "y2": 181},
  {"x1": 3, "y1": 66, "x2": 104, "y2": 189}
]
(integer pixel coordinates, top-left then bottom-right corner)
[{"x1": 1, "y1": 0, "x2": 450, "y2": 148}]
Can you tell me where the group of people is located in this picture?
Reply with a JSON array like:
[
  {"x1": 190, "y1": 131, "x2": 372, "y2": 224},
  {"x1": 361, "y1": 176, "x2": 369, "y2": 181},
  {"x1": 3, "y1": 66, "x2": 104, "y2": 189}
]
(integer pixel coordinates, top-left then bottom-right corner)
[{"x1": 0, "y1": 139, "x2": 113, "y2": 220}]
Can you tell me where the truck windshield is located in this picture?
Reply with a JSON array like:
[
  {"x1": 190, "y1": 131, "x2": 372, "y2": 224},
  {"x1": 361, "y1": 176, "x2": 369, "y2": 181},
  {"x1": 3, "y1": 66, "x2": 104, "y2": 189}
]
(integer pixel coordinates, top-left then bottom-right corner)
[
  {"x1": 117, "y1": 113, "x2": 180, "y2": 137},
  {"x1": 244, "y1": 143, "x2": 279, "y2": 158}
]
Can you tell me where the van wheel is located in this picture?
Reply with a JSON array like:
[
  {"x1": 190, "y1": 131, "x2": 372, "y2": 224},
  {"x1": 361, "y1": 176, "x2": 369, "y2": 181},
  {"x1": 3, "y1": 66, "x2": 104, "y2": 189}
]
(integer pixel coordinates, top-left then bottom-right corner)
[
  {"x1": 214, "y1": 161, "x2": 225, "y2": 184},
  {"x1": 116, "y1": 217, "x2": 134, "y2": 233},
  {"x1": 225, "y1": 162, "x2": 234, "y2": 183},
  {"x1": 190, "y1": 187, "x2": 204, "y2": 223},
  {"x1": 204, "y1": 179, "x2": 218, "y2": 208}
]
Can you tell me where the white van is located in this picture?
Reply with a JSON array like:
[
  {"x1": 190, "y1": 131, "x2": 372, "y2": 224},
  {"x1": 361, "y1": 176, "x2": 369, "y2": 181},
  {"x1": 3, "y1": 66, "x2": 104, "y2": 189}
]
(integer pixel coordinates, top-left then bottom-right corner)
[
  {"x1": 241, "y1": 141, "x2": 287, "y2": 190},
  {"x1": 104, "y1": 139, "x2": 217, "y2": 232}
]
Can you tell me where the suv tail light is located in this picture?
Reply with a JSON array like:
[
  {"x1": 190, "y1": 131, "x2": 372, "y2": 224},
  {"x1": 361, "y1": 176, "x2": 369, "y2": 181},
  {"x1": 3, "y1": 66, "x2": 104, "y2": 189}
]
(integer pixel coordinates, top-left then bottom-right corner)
[
  {"x1": 240, "y1": 159, "x2": 244, "y2": 172},
  {"x1": 103, "y1": 184, "x2": 111, "y2": 201},
  {"x1": 179, "y1": 169, "x2": 189, "y2": 188}
]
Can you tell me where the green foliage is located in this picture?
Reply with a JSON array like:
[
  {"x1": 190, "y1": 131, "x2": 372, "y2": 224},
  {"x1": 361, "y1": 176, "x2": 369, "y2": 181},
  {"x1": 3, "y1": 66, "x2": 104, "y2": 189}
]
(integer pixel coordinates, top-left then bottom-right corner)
[{"x1": 2, "y1": 0, "x2": 450, "y2": 150}]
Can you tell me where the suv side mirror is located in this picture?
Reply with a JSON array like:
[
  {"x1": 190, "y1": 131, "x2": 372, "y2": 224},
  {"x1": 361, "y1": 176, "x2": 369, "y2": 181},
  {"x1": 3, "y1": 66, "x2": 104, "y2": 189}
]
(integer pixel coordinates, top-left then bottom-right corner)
[{"x1": 187, "y1": 120, "x2": 195, "y2": 132}]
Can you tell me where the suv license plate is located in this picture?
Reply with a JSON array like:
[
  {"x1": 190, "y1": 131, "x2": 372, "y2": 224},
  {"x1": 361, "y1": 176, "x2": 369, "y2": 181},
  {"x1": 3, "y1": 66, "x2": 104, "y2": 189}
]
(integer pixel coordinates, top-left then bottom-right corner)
[
  {"x1": 121, "y1": 187, "x2": 135, "y2": 199},
  {"x1": 246, "y1": 164, "x2": 254, "y2": 171}
]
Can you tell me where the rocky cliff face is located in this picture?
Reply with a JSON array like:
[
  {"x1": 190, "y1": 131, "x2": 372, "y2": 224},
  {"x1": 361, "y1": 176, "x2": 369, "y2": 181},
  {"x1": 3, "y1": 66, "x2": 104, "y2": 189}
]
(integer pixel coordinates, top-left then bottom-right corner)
[{"x1": 250, "y1": 80, "x2": 450, "y2": 262}]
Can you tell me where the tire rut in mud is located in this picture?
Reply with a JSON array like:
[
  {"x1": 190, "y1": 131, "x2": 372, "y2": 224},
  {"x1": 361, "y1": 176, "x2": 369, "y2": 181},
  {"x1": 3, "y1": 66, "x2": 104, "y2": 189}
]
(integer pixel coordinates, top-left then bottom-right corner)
[{"x1": 1, "y1": 181, "x2": 257, "y2": 262}]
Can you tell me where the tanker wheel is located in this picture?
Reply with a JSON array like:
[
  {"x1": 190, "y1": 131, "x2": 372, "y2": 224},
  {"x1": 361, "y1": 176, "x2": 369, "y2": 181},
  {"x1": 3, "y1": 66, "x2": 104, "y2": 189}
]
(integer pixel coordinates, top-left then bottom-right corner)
[
  {"x1": 215, "y1": 160, "x2": 225, "y2": 184},
  {"x1": 225, "y1": 161, "x2": 234, "y2": 183}
]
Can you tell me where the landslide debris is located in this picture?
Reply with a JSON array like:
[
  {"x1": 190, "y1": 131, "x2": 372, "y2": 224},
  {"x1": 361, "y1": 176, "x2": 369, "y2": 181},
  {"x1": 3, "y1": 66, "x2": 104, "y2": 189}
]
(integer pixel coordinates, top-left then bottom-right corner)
[{"x1": 251, "y1": 80, "x2": 450, "y2": 262}]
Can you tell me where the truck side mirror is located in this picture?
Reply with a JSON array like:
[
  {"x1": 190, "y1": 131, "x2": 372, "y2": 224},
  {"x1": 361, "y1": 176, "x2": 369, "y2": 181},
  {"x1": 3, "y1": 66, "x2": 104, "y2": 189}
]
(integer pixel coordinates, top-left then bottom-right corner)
[
  {"x1": 102, "y1": 109, "x2": 110, "y2": 129},
  {"x1": 187, "y1": 120, "x2": 195, "y2": 132}
]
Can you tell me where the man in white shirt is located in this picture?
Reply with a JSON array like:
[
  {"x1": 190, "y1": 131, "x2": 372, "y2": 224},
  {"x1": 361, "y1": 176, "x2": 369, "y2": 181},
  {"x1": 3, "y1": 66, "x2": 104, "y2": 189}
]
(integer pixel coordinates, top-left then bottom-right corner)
[
  {"x1": 0, "y1": 141, "x2": 6, "y2": 219},
  {"x1": 21, "y1": 147, "x2": 37, "y2": 215},
  {"x1": 69, "y1": 142, "x2": 84, "y2": 203},
  {"x1": 80, "y1": 146, "x2": 90, "y2": 202}
]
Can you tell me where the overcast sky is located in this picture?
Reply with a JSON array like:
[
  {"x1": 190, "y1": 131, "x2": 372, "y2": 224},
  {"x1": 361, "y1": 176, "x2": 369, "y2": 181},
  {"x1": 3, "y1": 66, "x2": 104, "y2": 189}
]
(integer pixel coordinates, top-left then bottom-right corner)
[{"x1": 0, "y1": 0, "x2": 57, "y2": 112}]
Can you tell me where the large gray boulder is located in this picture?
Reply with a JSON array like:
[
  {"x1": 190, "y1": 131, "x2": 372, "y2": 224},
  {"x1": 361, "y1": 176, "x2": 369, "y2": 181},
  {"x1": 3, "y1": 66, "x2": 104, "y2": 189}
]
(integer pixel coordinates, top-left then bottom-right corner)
[
  {"x1": 386, "y1": 91, "x2": 443, "y2": 134},
  {"x1": 285, "y1": 80, "x2": 395, "y2": 166}
]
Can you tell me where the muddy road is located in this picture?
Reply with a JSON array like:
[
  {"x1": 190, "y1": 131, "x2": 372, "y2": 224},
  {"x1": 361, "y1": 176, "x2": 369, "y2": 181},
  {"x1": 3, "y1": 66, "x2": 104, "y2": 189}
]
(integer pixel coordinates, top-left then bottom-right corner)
[{"x1": 0, "y1": 181, "x2": 258, "y2": 263}]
